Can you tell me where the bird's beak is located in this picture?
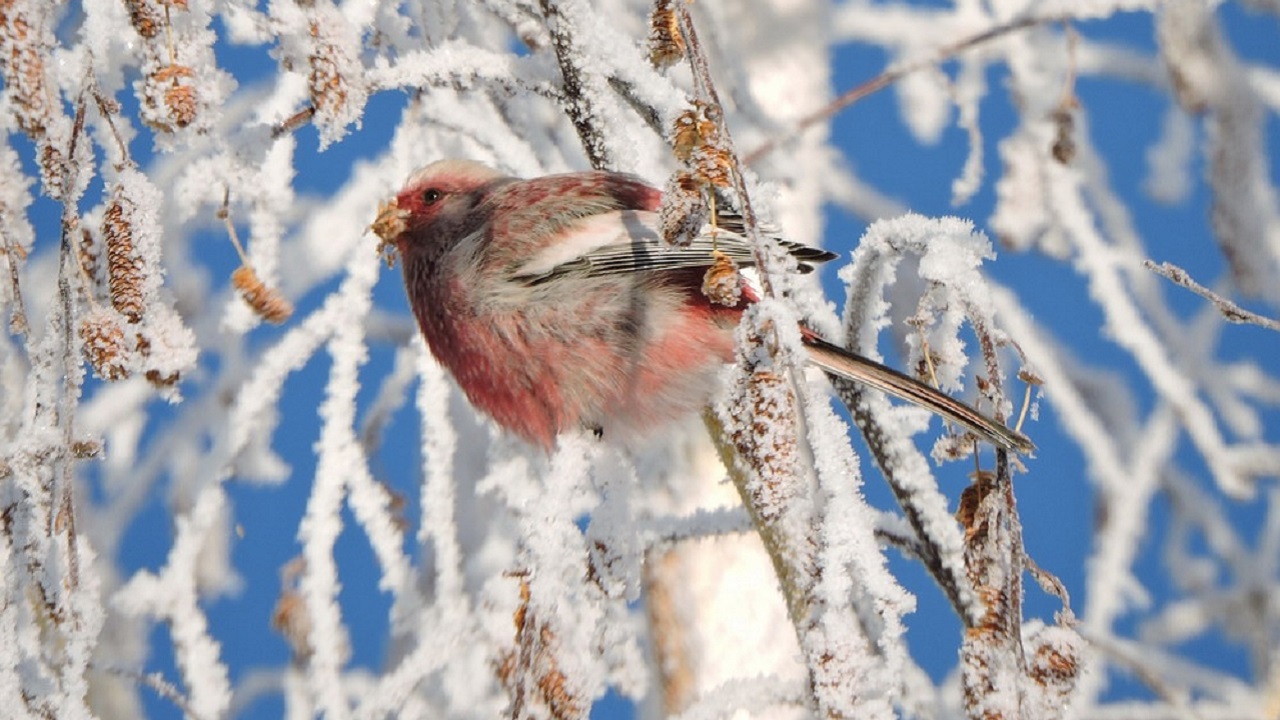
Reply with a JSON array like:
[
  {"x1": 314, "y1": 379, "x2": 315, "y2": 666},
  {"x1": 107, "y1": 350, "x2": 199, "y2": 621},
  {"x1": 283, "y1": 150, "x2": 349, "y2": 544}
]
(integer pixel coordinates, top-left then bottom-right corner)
[{"x1": 372, "y1": 198, "x2": 409, "y2": 266}]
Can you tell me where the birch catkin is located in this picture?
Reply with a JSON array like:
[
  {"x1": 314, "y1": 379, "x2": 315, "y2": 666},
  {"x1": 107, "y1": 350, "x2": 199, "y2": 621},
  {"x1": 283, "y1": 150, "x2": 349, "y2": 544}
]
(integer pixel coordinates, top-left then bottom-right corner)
[{"x1": 103, "y1": 188, "x2": 145, "y2": 324}]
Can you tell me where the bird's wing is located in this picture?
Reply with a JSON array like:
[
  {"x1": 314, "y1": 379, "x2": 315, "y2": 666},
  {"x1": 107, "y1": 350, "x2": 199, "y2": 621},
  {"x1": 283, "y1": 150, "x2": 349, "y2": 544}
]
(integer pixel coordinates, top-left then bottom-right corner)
[{"x1": 511, "y1": 210, "x2": 835, "y2": 285}]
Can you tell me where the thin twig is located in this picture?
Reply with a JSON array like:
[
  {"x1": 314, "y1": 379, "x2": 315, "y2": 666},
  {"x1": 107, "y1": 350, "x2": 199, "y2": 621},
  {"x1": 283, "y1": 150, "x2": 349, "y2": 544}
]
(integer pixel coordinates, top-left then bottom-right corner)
[
  {"x1": 607, "y1": 76, "x2": 664, "y2": 136},
  {"x1": 1145, "y1": 260, "x2": 1280, "y2": 332},
  {"x1": 53, "y1": 90, "x2": 92, "y2": 591},
  {"x1": 1025, "y1": 554, "x2": 1075, "y2": 623},
  {"x1": 640, "y1": 507, "x2": 755, "y2": 553},
  {"x1": 218, "y1": 188, "x2": 250, "y2": 266},
  {"x1": 2, "y1": 227, "x2": 29, "y2": 336},
  {"x1": 835, "y1": 368, "x2": 976, "y2": 622},
  {"x1": 743, "y1": 13, "x2": 1057, "y2": 165},
  {"x1": 538, "y1": 0, "x2": 612, "y2": 170},
  {"x1": 92, "y1": 90, "x2": 133, "y2": 162},
  {"x1": 97, "y1": 665, "x2": 208, "y2": 720},
  {"x1": 673, "y1": 1, "x2": 775, "y2": 296},
  {"x1": 874, "y1": 523, "x2": 936, "y2": 564},
  {"x1": 272, "y1": 106, "x2": 315, "y2": 138},
  {"x1": 1081, "y1": 634, "x2": 1204, "y2": 720}
]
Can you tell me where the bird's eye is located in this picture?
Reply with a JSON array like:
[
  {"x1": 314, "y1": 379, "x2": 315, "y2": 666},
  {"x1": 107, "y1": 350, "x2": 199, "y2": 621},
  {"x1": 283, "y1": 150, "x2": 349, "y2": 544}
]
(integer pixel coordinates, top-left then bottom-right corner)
[{"x1": 421, "y1": 188, "x2": 443, "y2": 204}]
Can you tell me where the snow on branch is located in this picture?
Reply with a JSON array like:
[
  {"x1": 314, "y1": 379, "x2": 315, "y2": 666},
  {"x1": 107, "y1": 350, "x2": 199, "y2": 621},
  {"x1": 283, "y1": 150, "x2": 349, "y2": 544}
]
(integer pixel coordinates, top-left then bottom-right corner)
[{"x1": 0, "y1": 1, "x2": 1274, "y2": 719}]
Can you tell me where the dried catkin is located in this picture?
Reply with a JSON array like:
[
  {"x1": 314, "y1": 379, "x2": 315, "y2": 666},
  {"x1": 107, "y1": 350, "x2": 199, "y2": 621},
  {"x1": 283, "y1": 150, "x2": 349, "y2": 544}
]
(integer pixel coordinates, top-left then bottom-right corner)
[
  {"x1": 647, "y1": 0, "x2": 685, "y2": 68},
  {"x1": 123, "y1": 0, "x2": 162, "y2": 38},
  {"x1": 80, "y1": 308, "x2": 131, "y2": 381},
  {"x1": 78, "y1": 228, "x2": 100, "y2": 293},
  {"x1": 701, "y1": 250, "x2": 743, "y2": 307},
  {"x1": 148, "y1": 64, "x2": 199, "y2": 130},
  {"x1": 1, "y1": 2, "x2": 55, "y2": 137},
  {"x1": 232, "y1": 265, "x2": 293, "y2": 324},
  {"x1": 1, "y1": 0, "x2": 70, "y2": 197},
  {"x1": 658, "y1": 170, "x2": 707, "y2": 247},
  {"x1": 298, "y1": 1, "x2": 366, "y2": 146},
  {"x1": 103, "y1": 190, "x2": 145, "y2": 323}
]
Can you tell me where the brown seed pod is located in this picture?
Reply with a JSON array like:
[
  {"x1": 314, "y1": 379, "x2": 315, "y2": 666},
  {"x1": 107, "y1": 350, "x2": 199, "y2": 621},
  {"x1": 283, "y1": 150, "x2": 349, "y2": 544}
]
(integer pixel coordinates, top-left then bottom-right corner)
[
  {"x1": 307, "y1": 20, "x2": 347, "y2": 118},
  {"x1": 150, "y1": 63, "x2": 194, "y2": 84},
  {"x1": 78, "y1": 228, "x2": 100, "y2": 293},
  {"x1": 80, "y1": 309, "x2": 131, "y2": 381},
  {"x1": 143, "y1": 64, "x2": 199, "y2": 131},
  {"x1": 37, "y1": 141, "x2": 66, "y2": 198},
  {"x1": 132, "y1": 331, "x2": 183, "y2": 388},
  {"x1": 647, "y1": 0, "x2": 685, "y2": 68},
  {"x1": 658, "y1": 170, "x2": 708, "y2": 247},
  {"x1": 295, "y1": 4, "x2": 364, "y2": 146},
  {"x1": 103, "y1": 192, "x2": 145, "y2": 323},
  {"x1": 232, "y1": 265, "x2": 293, "y2": 324},
  {"x1": 1050, "y1": 106, "x2": 1076, "y2": 165},
  {"x1": 1017, "y1": 367, "x2": 1045, "y2": 386},
  {"x1": 1, "y1": 3, "x2": 71, "y2": 199},
  {"x1": 701, "y1": 249, "x2": 742, "y2": 307},
  {"x1": 670, "y1": 103, "x2": 719, "y2": 162},
  {"x1": 671, "y1": 110, "x2": 700, "y2": 163},
  {"x1": 123, "y1": 0, "x2": 162, "y2": 38},
  {"x1": 164, "y1": 83, "x2": 198, "y2": 129},
  {"x1": 497, "y1": 576, "x2": 584, "y2": 720},
  {"x1": 271, "y1": 557, "x2": 313, "y2": 661},
  {"x1": 1, "y1": 9, "x2": 54, "y2": 137},
  {"x1": 956, "y1": 470, "x2": 996, "y2": 537},
  {"x1": 734, "y1": 368, "x2": 800, "y2": 511},
  {"x1": 692, "y1": 145, "x2": 734, "y2": 188},
  {"x1": 70, "y1": 438, "x2": 103, "y2": 459}
]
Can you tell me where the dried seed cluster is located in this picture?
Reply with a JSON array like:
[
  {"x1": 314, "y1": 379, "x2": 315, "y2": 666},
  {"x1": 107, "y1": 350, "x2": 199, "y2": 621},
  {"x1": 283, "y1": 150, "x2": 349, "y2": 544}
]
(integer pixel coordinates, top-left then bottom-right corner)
[
  {"x1": 80, "y1": 307, "x2": 130, "y2": 382},
  {"x1": 0, "y1": 0, "x2": 70, "y2": 197},
  {"x1": 103, "y1": 191, "x2": 145, "y2": 324},
  {"x1": 647, "y1": 0, "x2": 685, "y2": 68},
  {"x1": 152, "y1": 64, "x2": 198, "y2": 130},
  {"x1": 664, "y1": 101, "x2": 746, "y2": 298},
  {"x1": 701, "y1": 249, "x2": 743, "y2": 307},
  {"x1": 496, "y1": 577, "x2": 583, "y2": 720},
  {"x1": 232, "y1": 265, "x2": 293, "y2": 324},
  {"x1": 124, "y1": 0, "x2": 162, "y2": 38},
  {"x1": 294, "y1": 1, "x2": 366, "y2": 146},
  {"x1": 77, "y1": 228, "x2": 100, "y2": 294},
  {"x1": 671, "y1": 102, "x2": 733, "y2": 187},
  {"x1": 220, "y1": 194, "x2": 295, "y2": 325},
  {"x1": 660, "y1": 101, "x2": 737, "y2": 251},
  {"x1": 658, "y1": 170, "x2": 707, "y2": 248},
  {"x1": 271, "y1": 557, "x2": 314, "y2": 662},
  {"x1": 307, "y1": 20, "x2": 346, "y2": 116},
  {"x1": 1, "y1": 6, "x2": 54, "y2": 136},
  {"x1": 734, "y1": 368, "x2": 800, "y2": 519},
  {"x1": 130, "y1": 0, "x2": 210, "y2": 134},
  {"x1": 1050, "y1": 105, "x2": 1076, "y2": 165},
  {"x1": 81, "y1": 171, "x2": 197, "y2": 391},
  {"x1": 372, "y1": 198, "x2": 409, "y2": 266}
]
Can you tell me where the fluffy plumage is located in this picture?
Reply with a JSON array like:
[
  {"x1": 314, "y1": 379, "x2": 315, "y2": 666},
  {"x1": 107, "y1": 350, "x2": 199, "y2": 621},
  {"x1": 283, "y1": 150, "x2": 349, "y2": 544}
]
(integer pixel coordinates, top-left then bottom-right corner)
[{"x1": 377, "y1": 159, "x2": 1033, "y2": 454}]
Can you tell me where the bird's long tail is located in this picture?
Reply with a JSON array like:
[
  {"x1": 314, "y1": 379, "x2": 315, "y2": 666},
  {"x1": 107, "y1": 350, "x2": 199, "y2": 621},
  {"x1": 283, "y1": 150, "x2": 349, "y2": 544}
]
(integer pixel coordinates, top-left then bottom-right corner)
[{"x1": 803, "y1": 337, "x2": 1034, "y2": 454}]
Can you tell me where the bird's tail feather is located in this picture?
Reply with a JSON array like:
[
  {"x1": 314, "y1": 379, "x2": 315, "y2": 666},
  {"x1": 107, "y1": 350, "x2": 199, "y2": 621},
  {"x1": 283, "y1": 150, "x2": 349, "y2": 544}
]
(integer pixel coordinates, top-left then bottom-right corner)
[{"x1": 803, "y1": 337, "x2": 1034, "y2": 454}]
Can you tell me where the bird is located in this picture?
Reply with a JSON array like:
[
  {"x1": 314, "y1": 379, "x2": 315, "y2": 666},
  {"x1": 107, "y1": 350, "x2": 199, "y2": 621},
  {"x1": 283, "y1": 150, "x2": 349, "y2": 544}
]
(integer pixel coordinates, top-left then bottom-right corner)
[{"x1": 372, "y1": 159, "x2": 1033, "y2": 454}]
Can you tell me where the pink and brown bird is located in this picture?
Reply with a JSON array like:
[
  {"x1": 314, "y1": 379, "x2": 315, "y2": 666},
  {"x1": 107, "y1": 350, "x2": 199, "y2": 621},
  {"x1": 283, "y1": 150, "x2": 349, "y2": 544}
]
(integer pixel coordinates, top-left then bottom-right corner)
[{"x1": 372, "y1": 159, "x2": 1032, "y2": 454}]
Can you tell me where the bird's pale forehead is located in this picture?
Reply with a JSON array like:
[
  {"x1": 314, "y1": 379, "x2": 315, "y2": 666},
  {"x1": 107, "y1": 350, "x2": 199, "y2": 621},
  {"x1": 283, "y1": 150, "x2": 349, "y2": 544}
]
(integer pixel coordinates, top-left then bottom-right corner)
[{"x1": 405, "y1": 159, "x2": 503, "y2": 190}]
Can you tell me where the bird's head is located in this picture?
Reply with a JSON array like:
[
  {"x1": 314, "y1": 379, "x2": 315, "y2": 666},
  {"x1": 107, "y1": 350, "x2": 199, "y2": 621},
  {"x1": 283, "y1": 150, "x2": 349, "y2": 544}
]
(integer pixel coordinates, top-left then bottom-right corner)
[{"x1": 373, "y1": 159, "x2": 504, "y2": 266}]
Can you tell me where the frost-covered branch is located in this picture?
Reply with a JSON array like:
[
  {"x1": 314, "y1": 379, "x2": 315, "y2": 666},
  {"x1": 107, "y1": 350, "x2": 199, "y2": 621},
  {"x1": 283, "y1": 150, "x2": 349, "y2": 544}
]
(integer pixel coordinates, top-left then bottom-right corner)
[
  {"x1": 0, "y1": 2, "x2": 1273, "y2": 719},
  {"x1": 1145, "y1": 260, "x2": 1280, "y2": 333}
]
